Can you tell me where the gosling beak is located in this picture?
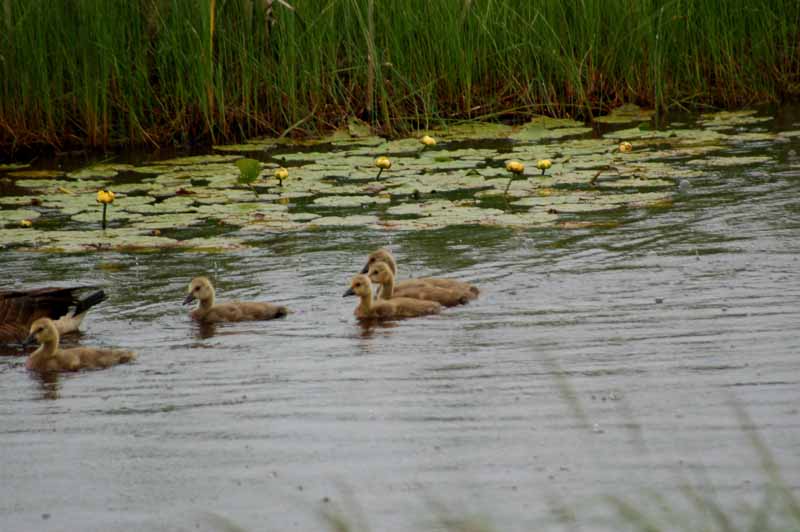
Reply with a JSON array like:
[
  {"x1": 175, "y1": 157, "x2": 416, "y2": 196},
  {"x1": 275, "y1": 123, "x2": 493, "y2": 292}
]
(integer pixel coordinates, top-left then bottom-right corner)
[
  {"x1": 359, "y1": 262, "x2": 369, "y2": 274},
  {"x1": 20, "y1": 334, "x2": 36, "y2": 350},
  {"x1": 182, "y1": 293, "x2": 196, "y2": 305},
  {"x1": 343, "y1": 287, "x2": 356, "y2": 297}
]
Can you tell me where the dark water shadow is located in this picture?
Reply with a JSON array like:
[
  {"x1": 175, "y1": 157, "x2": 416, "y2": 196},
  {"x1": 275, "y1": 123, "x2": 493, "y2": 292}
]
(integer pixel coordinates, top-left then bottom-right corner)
[{"x1": 30, "y1": 370, "x2": 61, "y2": 400}]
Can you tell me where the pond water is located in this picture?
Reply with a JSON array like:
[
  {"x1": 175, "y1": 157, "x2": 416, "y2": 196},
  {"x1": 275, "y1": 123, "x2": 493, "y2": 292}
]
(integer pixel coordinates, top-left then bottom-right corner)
[{"x1": 1, "y1": 108, "x2": 799, "y2": 532}]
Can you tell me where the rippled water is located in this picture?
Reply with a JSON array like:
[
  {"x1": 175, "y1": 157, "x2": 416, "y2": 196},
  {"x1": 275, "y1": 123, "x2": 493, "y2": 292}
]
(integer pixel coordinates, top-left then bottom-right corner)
[{"x1": 2, "y1": 113, "x2": 800, "y2": 532}]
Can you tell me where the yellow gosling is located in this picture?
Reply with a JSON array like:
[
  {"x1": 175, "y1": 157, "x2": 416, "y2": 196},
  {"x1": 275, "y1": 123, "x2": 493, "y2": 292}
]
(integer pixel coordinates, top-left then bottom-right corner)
[
  {"x1": 24, "y1": 318, "x2": 135, "y2": 372},
  {"x1": 368, "y1": 262, "x2": 472, "y2": 307},
  {"x1": 343, "y1": 274, "x2": 441, "y2": 320},
  {"x1": 360, "y1": 248, "x2": 479, "y2": 299},
  {"x1": 183, "y1": 276, "x2": 288, "y2": 323}
]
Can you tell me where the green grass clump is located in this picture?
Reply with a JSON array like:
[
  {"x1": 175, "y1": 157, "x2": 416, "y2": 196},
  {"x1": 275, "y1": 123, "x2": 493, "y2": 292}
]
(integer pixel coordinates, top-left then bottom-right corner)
[{"x1": 1, "y1": 0, "x2": 799, "y2": 150}]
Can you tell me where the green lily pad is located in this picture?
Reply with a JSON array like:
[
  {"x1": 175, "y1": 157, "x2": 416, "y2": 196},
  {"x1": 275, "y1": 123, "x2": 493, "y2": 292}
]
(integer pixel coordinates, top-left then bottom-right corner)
[
  {"x1": 686, "y1": 155, "x2": 772, "y2": 167},
  {"x1": 71, "y1": 209, "x2": 144, "y2": 224},
  {"x1": 722, "y1": 132, "x2": 778, "y2": 143},
  {"x1": 8, "y1": 169, "x2": 65, "y2": 179},
  {"x1": 0, "y1": 208, "x2": 41, "y2": 224},
  {"x1": 0, "y1": 196, "x2": 37, "y2": 206},
  {"x1": 699, "y1": 110, "x2": 772, "y2": 129},
  {"x1": 312, "y1": 195, "x2": 390, "y2": 208},
  {"x1": 308, "y1": 214, "x2": 380, "y2": 227},
  {"x1": 68, "y1": 164, "x2": 134, "y2": 179},
  {"x1": 593, "y1": 104, "x2": 656, "y2": 124},
  {"x1": 430, "y1": 122, "x2": 514, "y2": 140},
  {"x1": 128, "y1": 213, "x2": 207, "y2": 229},
  {"x1": 510, "y1": 123, "x2": 592, "y2": 141},
  {"x1": 157, "y1": 154, "x2": 242, "y2": 166},
  {"x1": 0, "y1": 163, "x2": 31, "y2": 171},
  {"x1": 235, "y1": 158, "x2": 262, "y2": 185},
  {"x1": 213, "y1": 139, "x2": 277, "y2": 152}
]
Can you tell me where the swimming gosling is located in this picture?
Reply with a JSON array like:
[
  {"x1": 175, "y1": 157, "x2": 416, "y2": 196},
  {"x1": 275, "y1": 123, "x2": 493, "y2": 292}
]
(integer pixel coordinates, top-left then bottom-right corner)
[
  {"x1": 368, "y1": 262, "x2": 471, "y2": 307},
  {"x1": 24, "y1": 317, "x2": 136, "y2": 372},
  {"x1": 360, "y1": 248, "x2": 479, "y2": 299},
  {"x1": 0, "y1": 286, "x2": 107, "y2": 345},
  {"x1": 184, "y1": 276, "x2": 288, "y2": 323},
  {"x1": 343, "y1": 274, "x2": 441, "y2": 320}
]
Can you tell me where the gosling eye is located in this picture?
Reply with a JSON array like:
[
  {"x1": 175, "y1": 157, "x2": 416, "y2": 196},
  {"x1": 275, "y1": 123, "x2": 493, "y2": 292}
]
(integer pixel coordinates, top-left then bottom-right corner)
[{"x1": 193, "y1": 286, "x2": 199, "y2": 292}]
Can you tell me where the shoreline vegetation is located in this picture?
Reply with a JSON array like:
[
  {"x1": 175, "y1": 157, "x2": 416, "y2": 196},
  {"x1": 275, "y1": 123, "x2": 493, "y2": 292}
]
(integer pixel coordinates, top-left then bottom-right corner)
[{"x1": 1, "y1": 0, "x2": 799, "y2": 153}]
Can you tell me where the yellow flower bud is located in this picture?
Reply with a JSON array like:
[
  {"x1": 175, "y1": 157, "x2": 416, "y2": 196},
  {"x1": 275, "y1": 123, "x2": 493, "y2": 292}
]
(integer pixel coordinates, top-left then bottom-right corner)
[
  {"x1": 274, "y1": 167, "x2": 289, "y2": 181},
  {"x1": 96, "y1": 189, "x2": 115, "y2": 204},
  {"x1": 19, "y1": 219, "x2": 33, "y2": 228},
  {"x1": 619, "y1": 141, "x2": 633, "y2": 153},
  {"x1": 420, "y1": 135, "x2": 436, "y2": 147},
  {"x1": 375, "y1": 156, "x2": 392, "y2": 170},
  {"x1": 505, "y1": 160, "x2": 525, "y2": 174},
  {"x1": 536, "y1": 159, "x2": 552, "y2": 170}
]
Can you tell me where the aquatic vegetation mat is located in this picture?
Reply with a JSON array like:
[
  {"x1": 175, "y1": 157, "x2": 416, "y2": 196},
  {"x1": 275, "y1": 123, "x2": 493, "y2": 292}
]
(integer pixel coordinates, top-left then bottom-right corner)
[{"x1": 0, "y1": 109, "x2": 787, "y2": 252}]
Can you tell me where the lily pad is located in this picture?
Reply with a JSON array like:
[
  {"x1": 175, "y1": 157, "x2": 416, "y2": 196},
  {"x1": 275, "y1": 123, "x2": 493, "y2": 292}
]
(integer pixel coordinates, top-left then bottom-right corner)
[
  {"x1": 308, "y1": 214, "x2": 380, "y2": 227},
  {"x1": 699, "y1": 110, "x2": 772, "y2": 129},
  {"x1": 312, "y1": 195, "x2": 390, "y2": 208},
  {"x1": 0, "y1": 208, "x2": 41, "y2": 224},
  {"x1": 593, "y1": 104, "x2": 656, "y2": 124},
  {"x1": 510, "y1": 123, "x2": 592, "y2": 142},
  {"x1": 686, "y1": 155, "x2": 772, "y2": 167},
  {"x1": 430, "y1": 122, "x2": 514, "y2": 140},
  {"x1": 7, "y1": 170, "x2": 65, "y2": 179},
  {"x1": 156, "y1": 154, "x2": 242, "y2": 166},
  {"x1": 0, "y1": 163, "x2": 31, "y2": 171}
]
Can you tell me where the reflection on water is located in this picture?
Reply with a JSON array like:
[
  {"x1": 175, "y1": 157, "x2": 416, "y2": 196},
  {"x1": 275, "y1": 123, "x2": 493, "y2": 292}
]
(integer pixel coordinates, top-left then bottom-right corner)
[{"x1": 1, "y1": 111, "x2": 800, "y2": 532}]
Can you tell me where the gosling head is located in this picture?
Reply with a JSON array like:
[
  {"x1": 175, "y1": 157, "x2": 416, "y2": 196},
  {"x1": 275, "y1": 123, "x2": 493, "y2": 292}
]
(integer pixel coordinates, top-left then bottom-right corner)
[
  {"x1": 343, "y1": 274, "x2": 372, "y2": 298},
  {"x1": 367, "y1": 261, "x2": 394, "y2": 284},
  {"x1": 360, "y1": 248, "x2": 397, "y2": 275},
  {"x1": 24, "y1": 318, "x2": 58, "y2": 347},
  {"x1": 183, "y1": 276, "x2": 215, "y2": 305}
]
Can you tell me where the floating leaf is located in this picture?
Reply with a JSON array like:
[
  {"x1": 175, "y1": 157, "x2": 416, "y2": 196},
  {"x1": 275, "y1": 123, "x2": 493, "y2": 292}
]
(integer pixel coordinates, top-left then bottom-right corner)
[
  {"x1": 686, "y1": 155, "x2": 772, "y2": 167},
  {"x1": 593, "y1": 104, "x2": 656, "y2": 124},
  {"x1": 312, "y1": 195, "x2": 390, "y2": 208},
  {"x1": 0, "y1": 208, "x2": 41, "y2": 225},
  {"x1": 8, "y1": 170, "x2": 65, "y2": 179},
  {"x1": 235, "y1": 158, "x2": 262, "y2": 185}
]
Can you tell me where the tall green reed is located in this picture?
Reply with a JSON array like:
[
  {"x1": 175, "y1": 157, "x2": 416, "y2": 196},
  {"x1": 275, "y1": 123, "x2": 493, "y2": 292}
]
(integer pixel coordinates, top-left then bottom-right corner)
[{"x1": 1, "y1": 0, "x2": 798, "y2": 149}]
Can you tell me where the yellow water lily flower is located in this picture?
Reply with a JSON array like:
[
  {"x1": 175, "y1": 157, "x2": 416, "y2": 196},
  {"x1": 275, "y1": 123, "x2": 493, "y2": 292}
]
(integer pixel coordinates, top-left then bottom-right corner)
[
  {"x1": 420, "y1": 135, "x2": 436, "y2": 147},
  {"x1": 503, "y1": 160, "x2": 525, "y2": 196},
  {"x1": 19, "y1": 219, "x2": 33, "y2": 228},
  {"x1": 375, "y1": 156, "x2": 392, "y2": 178},
  {"x1": 619, "y1": 141, "x2": 633, "y2": 153},
  {"x1": 96, "y1": 189, "x2": 115, "y2": 204},
  {"x1": 505, "y1": 160, "x2": 525, "y2": 174},
  {"x1": 96, "y1": 188, "x2": 115, "y2": 229},
  {"x1": 536, "y1": 159, "x2": 552, "y2": 175},
  {"x1": 274, "y1": 167, "x2": 289, "y2": 186}
]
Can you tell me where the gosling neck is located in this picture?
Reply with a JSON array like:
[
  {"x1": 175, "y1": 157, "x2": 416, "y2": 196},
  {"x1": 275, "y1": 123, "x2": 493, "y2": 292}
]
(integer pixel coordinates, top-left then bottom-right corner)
[
  {"x1": 199, "y1": 290, "x2": 215, "y2": 312},
  {"x1": 357, "y1": 290, "x2": 373, "y2": 315},
  {"x1": 28, "y1": 337, "x2": 59, "y2": 368},
  {"x1": 378, "y1": 275, "x2": 395, "y2": 300}
]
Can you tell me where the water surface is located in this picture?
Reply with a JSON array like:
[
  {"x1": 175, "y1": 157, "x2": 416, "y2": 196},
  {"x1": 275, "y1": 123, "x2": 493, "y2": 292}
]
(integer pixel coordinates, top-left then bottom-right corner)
[{"x1": 1, "y1": 111, "x2": 799, "y2": 532}]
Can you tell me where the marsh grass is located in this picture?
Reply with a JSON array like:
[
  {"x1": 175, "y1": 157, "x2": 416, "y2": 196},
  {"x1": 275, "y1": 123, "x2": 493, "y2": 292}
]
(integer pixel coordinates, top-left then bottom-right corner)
[{"x1": 1, "y1": 0, "x2": 799, "y2": 149}]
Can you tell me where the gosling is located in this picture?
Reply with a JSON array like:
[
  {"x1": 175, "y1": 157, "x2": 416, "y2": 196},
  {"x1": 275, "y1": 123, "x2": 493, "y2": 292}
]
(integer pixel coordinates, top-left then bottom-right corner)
[
  {"x1": 360, "y1": 248, "x2": 479, "y2": 299},
  {"x1": 183, "y1": 276, "x2": 288, "y2": 323},
  {"x1": 343, "y1": 274, "x2": 441, "y2": 320},
  {"x1": 24, "y1": 317, "x2": 136, "y2": 372},
  {"x1": 368, "y1": 262, "x2": 471, "y2": 307}
]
